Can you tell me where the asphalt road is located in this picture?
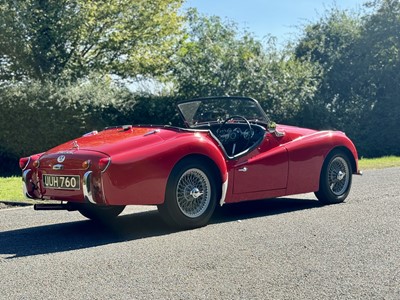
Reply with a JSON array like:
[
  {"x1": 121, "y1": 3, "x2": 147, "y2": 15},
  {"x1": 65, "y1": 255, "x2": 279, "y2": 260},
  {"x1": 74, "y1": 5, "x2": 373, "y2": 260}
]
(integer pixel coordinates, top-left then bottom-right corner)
[{"x1": 1, "y1": 168, "x2": 399, "y2": 300}]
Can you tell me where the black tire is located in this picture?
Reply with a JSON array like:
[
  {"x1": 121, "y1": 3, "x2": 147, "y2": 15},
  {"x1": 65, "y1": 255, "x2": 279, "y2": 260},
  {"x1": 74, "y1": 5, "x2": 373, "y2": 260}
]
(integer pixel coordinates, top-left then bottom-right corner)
[
  {"x1": 315, "y1": 150, "x2": 353, "y2": 204},
  {"x1": 78, "y1": 203, "x2": 125, "y2": 222},
  {"x1": 158, "y1": 158, "x2": 217, "y2": 229}
]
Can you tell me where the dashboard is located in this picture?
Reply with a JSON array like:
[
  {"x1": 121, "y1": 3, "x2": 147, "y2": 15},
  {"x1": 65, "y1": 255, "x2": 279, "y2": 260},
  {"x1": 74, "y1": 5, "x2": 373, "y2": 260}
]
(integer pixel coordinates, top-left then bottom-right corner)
[
  {"x1": 210, "y1": 123, "x2": 266, "y2": 146},
  {"x1": 215, "y1": 126, "x2": 254, "y2": 143}
]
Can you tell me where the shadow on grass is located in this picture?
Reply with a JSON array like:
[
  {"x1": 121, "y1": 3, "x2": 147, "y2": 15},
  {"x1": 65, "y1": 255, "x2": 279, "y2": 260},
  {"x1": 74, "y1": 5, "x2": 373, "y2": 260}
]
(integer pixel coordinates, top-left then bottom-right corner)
[{"x1": 0, "y1": 197, "x2": 322, "y2": 259}]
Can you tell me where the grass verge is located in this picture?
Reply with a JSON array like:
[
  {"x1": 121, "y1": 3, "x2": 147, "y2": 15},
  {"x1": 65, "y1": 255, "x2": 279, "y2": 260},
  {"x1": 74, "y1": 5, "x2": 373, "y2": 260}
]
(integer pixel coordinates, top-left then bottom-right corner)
[
  {"x1": 358, "y1": 156, "x2": 400, "y2": 170},
  {"x1": 1, "y1": 156, "x2": 399, "y2": 203},
  {"x1": 0, "y1": 176, "x2": 25, "y2": 202}
]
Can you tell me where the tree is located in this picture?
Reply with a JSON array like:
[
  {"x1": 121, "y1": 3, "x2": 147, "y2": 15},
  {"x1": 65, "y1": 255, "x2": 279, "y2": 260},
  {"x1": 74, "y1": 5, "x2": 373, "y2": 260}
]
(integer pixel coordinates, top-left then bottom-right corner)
[
  {"x1": 172, "y1": 10, "x2": 321, "y2": 124},
  {"x1": 172, "y1": 9, "x2": 266, "y2": 98},
  {"x1": 294, "y1": 1, "x2": 400, "y2": 156},
  {"x1": 353, "y1": 0, "x2": 400, "y2": 156},
  {"x1": 0, "y1": 0, "x2": 183, "y2": 81},
  {"x1": 295, "y1": 7, "x2": 364, "y2": 130}
]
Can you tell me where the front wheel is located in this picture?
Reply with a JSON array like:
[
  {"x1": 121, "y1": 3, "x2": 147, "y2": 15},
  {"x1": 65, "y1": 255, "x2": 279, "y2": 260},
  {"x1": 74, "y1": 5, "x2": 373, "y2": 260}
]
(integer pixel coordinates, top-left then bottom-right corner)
[
  {"x1": 78, "y1": 203, "x2": 125, "y2": 222},
  {"x1": 315, "y1": 150, "x2": 352, "y2": 204},
  {"x1": 158, "y1": 159, "x2": 217, "y2": 229}
]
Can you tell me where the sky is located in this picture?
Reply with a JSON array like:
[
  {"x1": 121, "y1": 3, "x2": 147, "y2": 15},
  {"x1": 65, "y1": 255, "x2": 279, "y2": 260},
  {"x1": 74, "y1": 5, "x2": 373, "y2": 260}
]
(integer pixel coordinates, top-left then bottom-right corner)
[{"x1": 183, "y1": 0, "x2": 365, "y2": 43}]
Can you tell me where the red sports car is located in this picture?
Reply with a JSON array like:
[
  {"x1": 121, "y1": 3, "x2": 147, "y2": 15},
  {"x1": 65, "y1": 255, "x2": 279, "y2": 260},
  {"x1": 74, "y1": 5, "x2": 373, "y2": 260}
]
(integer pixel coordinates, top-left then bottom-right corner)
[{"x1": 20, "y1": 96, "x2": 361, "y2": 229}]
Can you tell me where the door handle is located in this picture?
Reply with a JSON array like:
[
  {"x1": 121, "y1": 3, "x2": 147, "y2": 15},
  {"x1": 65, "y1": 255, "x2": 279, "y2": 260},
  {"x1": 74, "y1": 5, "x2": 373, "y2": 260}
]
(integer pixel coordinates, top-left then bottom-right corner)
[{"x1": 238, "y1": 167, "x2": 248, "y2": 172}]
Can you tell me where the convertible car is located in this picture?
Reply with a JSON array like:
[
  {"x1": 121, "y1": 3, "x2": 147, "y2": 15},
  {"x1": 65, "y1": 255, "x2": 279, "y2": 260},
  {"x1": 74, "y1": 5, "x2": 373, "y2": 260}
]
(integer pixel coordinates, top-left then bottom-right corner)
[{"x1": 20, "y1": 96, "x2": 361, "y2": 228}]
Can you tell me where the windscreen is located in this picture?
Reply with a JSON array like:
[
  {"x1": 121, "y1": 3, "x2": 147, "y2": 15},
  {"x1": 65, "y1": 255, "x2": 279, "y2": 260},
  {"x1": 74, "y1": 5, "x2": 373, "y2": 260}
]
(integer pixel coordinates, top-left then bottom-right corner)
[{"x1": 177, "y1": 97, "x2": 269, "y2": 127}]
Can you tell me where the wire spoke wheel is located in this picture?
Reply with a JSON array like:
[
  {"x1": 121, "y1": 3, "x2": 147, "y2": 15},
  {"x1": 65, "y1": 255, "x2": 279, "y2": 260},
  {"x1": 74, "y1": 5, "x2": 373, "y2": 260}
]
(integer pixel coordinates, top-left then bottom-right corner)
[
  {"x1": 158, "y1": 158, "x2": 217, "y2": 229},
  {"x1": 328, "y1": 157, "x2": 350, "y2": 196},
  {"x1": 176, "y1": 168, "x2": 211, "y2": 218},
  {"x1": 315, "y1": 150, "x2": 353, "y2": 204}
]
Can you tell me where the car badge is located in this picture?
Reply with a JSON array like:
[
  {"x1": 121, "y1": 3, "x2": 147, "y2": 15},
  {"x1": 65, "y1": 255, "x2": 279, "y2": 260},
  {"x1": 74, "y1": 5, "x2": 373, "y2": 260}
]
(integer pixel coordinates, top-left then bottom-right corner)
[{"x1": 57, "y1": 155, "x2": 66, "y2": 163}]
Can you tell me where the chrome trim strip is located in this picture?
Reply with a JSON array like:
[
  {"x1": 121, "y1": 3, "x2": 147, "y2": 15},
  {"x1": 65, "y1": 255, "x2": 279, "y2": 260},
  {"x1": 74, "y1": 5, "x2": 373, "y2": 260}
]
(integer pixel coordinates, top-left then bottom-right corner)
[
  {"x1": 52, "y1": 164, "x2": 64, "y2": 170},
  {"x1": 22, "y1": 157, "x2": 31, "y2": 171},
  {"x1": 83, "y1": 171, "x2": 96, "y2": 204},
  {"x1": 101, "y1": 158, "x2": 112, "y2": 173},
  {"x1": 82, "y1": 130, "x2": 98, "y2": 137},
  {"x1": 22, "y1": 169, "x2": 34, "y2": 199},
  {"x1": 219, "y1": 177, "x2": 228, "y2": 206},
  {"x1": 144, "y1": 129, "x2": 160, "y2": 136}
]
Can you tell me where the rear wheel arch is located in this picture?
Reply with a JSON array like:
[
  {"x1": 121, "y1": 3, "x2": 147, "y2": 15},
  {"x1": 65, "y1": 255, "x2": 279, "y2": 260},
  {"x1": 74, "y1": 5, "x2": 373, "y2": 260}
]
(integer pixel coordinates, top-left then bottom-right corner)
[
  {"x1": 171, "y1": 154, "x2": 223, "y2": 200},
  {"x1": 158, "y1": 155, "x2": 223, "y2": 229}
]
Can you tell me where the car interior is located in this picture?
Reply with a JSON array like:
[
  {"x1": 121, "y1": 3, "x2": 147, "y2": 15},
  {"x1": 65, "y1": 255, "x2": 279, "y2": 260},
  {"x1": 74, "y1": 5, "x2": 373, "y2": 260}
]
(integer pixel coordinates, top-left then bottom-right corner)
[{"x1": 195, "y1": 120, "x2": 266, "y2": 158}]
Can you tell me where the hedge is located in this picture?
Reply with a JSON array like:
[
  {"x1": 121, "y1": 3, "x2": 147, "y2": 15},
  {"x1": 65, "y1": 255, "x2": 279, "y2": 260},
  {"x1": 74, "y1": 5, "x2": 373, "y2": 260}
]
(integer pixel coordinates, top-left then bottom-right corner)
[{"x1": 0, "y1": 79, "x2": 182, "y2": 176}]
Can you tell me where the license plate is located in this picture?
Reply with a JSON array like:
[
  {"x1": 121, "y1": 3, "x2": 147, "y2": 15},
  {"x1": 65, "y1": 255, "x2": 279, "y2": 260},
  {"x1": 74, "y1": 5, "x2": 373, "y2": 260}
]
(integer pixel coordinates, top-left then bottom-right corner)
[{"x1": 43, "y1": 175, "x2": 80, "y2": 190}]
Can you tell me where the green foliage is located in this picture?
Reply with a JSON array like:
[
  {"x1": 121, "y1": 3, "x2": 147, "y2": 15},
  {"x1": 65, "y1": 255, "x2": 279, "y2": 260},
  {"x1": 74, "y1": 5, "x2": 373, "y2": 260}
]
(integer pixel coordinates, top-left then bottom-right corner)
[
  {"x1": 295, "y1": 1, "x2": 400, "y2": 156},
  {"x1": 295, "y1": 8, "x2": 364, "y2": 129},
  {"x1": 114, "y1": 95, "x2": 183, "y2": 127},
  {"x1": 173, "y1": 10, "x2": 262, "y2": 98},
  {"x1": 172, "y1": 9, "x2": 321, "y2": 124},
  {"x1": 0, "y1": 78, "x2": 183, "y2": 175},
  {"x1": 0, "y1": 0, "x2": 184, "y2": 81},
  {"x1": 0, "y1": 78, "x2": 129, "y2": 174},
  {"x1": 353, "y1": 0, "x2": 400, "y2": 157}
]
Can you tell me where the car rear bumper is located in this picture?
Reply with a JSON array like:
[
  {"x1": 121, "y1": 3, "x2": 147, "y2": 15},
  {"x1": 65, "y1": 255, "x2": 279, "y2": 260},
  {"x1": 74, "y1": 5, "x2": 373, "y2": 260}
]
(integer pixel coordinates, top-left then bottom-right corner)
[{"x1": 22, "y1": 169, "x2": 97, "y2": 204}]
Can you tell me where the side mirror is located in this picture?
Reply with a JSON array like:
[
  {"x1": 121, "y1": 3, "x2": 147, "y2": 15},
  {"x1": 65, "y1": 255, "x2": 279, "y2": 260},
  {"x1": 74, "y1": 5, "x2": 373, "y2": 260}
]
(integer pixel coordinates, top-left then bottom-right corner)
[
  {"x1": 267, "y1": 121, "x2": 285, "y2": 137},
  {"x1": 267, "y1": 121, "x2": 277, "y2": 133}
]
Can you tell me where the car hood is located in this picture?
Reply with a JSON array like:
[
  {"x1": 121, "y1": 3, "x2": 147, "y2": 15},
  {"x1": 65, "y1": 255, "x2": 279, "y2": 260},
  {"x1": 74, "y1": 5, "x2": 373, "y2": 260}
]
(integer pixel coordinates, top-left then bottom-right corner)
[{"x1": 44, "y1": 126, "x2": 177, "y2": 156}]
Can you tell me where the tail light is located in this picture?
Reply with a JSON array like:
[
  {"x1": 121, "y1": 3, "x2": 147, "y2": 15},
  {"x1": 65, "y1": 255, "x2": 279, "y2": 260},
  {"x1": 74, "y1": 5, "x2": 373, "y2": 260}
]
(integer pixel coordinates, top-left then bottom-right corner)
[
  {"x1": 98, "y1": 158, "x2": 111, "y2": 172},
  {"x1": 82, "y1": 160, "x2": 91, "y2": 170},
  {"x1": 33, "y1": 160, "x2": 40, "y2": 168},
  {"x1": 19, "y1": 157, "x2": 30, "y2": 170}
]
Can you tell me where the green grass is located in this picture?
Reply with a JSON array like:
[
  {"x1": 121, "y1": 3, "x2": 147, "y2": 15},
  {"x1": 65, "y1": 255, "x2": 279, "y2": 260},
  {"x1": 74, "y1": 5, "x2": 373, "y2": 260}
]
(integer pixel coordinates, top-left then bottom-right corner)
[
  {"x1": 0, "y1": 176, "x2": 25, "y2": 202},
  {"x1": 358, "y1": 156, "x2": 400, "y2": 170},
  {"x1": 1, "y1": 156, "x2": 399, "y2": 203}
]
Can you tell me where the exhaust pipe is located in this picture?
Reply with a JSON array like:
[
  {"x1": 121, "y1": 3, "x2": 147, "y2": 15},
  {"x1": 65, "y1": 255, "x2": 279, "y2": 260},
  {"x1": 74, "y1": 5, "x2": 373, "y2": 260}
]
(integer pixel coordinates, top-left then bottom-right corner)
[{"x1": 34, "y1": 203, "x2": 77, "y2": 211}]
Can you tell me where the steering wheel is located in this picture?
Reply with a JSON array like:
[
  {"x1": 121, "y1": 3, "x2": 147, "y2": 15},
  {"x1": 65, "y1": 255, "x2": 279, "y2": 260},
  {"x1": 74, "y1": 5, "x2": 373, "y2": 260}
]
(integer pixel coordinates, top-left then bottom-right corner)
[{"x1": 217, "y1": 116, "x2": 254, "y2": 155}]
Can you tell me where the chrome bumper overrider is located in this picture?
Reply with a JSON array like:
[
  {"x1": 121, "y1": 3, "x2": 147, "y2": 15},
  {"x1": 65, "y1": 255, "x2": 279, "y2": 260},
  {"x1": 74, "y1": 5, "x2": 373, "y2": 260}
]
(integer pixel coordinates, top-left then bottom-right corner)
[
  {"x1": 219, "y1": 178, "x2": 228, "y2": 206},
  {"x1": 83, "y1": 171, "x2": 96, "y2": 204},
  {"x1": 22, "y1": 169, "x2": 34, "y2": 199}
]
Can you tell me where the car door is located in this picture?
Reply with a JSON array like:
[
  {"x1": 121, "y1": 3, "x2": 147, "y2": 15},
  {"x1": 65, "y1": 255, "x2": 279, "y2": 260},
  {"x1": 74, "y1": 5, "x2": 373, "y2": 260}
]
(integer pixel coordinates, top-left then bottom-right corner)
[{"x1": 232, "y1": 133, "x2": 288, "y2": 194}]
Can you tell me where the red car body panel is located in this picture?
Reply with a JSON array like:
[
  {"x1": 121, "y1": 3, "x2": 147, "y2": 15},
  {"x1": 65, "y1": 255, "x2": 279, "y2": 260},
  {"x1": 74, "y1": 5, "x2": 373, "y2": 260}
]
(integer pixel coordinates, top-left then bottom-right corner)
[
  {"x1": 22, "y1": 127, "x2": 229, "y2": 206},
  {"x1": 100, "y1": 129, "x2": 227, "y2": 206},
  {"x1": 21, "y1": 98, "x2": 360, "y2": 211}
]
